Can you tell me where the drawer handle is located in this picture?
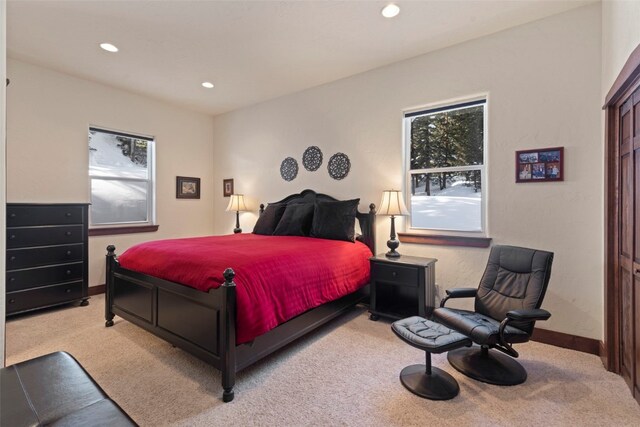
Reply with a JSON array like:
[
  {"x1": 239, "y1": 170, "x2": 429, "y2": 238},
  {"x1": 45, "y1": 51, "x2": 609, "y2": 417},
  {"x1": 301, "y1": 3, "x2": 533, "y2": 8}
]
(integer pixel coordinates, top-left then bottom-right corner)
[
  {"x1": 65, "y1": 288, "x2": 71, "y2": 293},
  {"x1": 65, "y1": 212, "x2": 72, "y2": 217},
  {"x1": 9, "y1": 234, "x2": 15, "y2": 240},
  {"x1": 9, "y1": 213, "x2": 15, "y2": 218},
  {"x1": 65, "y1": 232, "x2": 72, "y2": 236},
  {"x1": 66, "y1": 270, "x2": 72, "y2": 275},
  {"x1": 66, "y1": 251, "x2": 72, "y2": 256},
  {"x1": 392, "y1": 271, "x2": 397, "y2": 277},
  {"x1": 9, "y1": 256, "x2": 15, "y2": 261},
  {"x1": 9, "y1": 299, "x2": 15, "y2": 304},
  {"x1": 9, "y1": 277, "x2": 15, "y2": 282}
]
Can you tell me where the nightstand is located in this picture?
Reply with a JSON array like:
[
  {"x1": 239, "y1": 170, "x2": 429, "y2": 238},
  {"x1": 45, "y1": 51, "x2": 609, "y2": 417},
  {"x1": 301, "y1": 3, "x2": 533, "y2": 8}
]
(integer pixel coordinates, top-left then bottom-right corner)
[{"x1": 369, "y1": 254, "x2": 437, "y2": 321}]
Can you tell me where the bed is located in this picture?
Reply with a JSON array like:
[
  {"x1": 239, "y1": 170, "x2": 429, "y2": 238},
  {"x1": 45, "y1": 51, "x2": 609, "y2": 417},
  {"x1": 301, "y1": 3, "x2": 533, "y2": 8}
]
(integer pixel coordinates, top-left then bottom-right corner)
[{"x1": 104, "y1": 189, "x2": 376, "y2": 402}]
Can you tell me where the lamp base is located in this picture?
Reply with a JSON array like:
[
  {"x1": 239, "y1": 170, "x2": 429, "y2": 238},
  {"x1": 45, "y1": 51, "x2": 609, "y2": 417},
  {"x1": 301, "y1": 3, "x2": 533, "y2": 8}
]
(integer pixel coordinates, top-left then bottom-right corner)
[
  {"x1": 386, "y1": 250, "x2": 401, "y2": 258},
  {"x1": 386, "y1": 238, "x2": 401, "y2": 258},
  {"x1": 233, "y1": 211, "x2": 242, "y2": 234}
]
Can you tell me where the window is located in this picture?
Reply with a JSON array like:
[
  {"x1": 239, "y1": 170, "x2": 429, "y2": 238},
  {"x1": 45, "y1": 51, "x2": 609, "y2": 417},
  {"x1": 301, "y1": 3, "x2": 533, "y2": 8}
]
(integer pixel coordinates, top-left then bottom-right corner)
[
  {"x1": 89, "y1": 127, "x2": 155, "y2": 227},
  {"x1": 404, "y1": 99, "x2": 486, "y2": 233}
]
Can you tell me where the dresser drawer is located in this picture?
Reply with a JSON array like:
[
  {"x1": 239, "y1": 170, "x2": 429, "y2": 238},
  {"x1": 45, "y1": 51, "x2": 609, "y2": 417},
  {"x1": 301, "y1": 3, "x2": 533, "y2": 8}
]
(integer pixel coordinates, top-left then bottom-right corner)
[
  {"x1": 6, "y1": 282, "x2": 83, "y2": 315},
  {"x1": 372, "y1": 262, "x2": 419, "y2": 287},
  {"x1": 7, "y1": 244, "x2": 84, "y2": 270},
  {"x1": 7, "y1": 205, "x2": 84, "y2": 227},
  {"x1": 7, "y1": 262, "x2": 84, "y2": 292},
  {"x1": 7, "y1": 225, "x2": 83, "y2": 248}
]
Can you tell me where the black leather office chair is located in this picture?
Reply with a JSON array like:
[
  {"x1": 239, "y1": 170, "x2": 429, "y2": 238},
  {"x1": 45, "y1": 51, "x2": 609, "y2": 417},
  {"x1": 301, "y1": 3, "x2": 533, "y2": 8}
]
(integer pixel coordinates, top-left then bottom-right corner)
[{"x1": 432, "y1": 245, "x2": 553, "y2": 385}]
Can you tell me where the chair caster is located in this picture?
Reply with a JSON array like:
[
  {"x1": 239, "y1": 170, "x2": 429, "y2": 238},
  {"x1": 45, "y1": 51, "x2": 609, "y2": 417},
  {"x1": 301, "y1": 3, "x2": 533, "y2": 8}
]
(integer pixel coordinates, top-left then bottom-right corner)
[{"x1": 369, "y1": 314, "x2": 380, "y2": 321}]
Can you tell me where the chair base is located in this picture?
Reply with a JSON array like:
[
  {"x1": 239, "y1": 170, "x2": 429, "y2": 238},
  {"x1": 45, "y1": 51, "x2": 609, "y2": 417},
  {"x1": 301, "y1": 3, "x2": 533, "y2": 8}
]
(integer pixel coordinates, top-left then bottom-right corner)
[
  {"x1": 447, "y1": 346, "x2": 527, "y2": 386},
  {"x1": 399, "y1": 364, "x2": 460, "y2": 400}
]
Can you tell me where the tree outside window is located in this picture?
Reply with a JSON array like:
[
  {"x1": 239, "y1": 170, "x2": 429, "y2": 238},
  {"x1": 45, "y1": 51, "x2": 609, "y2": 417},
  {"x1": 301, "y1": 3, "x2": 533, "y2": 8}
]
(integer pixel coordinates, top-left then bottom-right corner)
[
  {"x1": 89, "y1": 127, "x2": 155, "y2": 227},
  {"x1": 405, "y1": 100, "x2": 486, "y2": 232}
]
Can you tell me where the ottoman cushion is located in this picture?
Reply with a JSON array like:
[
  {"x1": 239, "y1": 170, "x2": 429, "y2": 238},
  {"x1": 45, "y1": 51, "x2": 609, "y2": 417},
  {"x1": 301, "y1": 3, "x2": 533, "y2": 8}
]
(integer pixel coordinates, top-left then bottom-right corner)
[{"x1": 392, "y1": 316, "x2": 472, "y2": 353}]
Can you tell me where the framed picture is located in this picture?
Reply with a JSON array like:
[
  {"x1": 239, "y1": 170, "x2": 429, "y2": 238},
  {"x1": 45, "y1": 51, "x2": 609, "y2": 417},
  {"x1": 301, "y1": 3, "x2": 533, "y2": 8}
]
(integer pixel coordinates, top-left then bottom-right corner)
[
  {"x1": 515, "y1": 147, "x2": 564, "y2": 183},
  {"x1": 223, "y1": 178, "x2": 234, "y2": 197},
  {"x1": 176, "y1": 176, "x2": 201, "y2": 199}
]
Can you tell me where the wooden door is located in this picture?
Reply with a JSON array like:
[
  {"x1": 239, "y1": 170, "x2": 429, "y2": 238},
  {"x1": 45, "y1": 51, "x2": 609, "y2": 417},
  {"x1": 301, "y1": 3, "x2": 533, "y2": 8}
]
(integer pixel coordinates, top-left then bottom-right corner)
[
  {"x1": 634, "y1": 90, "x2": 640, "y2": 400},
  {"x1": 619, "y1": 87, "x2": 640, "y2": 400},
  {"x1": 604, "y1": 42, "x2": 640, "y2": 405}
]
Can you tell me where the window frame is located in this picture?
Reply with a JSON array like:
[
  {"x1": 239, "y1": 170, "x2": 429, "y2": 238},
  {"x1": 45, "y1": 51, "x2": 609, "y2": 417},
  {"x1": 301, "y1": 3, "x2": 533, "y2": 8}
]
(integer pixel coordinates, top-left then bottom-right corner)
[
  {"x1": 88, "y1": 126, "x2": 157, "y2": 230},
  {"x1": 402, "y1": 95, "x2": 489, "y2": 236}
]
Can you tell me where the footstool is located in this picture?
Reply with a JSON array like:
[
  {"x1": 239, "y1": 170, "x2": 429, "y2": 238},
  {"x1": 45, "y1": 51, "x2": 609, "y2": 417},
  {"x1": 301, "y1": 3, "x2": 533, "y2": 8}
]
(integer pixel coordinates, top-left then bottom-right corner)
[{"x1": 392, "y1": 316, "x2": 472, "y2": 400}]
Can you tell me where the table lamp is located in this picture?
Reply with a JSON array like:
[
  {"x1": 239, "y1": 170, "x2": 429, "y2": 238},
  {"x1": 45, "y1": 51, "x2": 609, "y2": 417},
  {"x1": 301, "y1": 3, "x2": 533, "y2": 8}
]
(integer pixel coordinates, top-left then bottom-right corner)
[
  {"x1": 226, "y1": 194, "x2": 248, "y2": 234},
  {"x1": 378, "y1": 190, "x2": 409, "y2": 258}
]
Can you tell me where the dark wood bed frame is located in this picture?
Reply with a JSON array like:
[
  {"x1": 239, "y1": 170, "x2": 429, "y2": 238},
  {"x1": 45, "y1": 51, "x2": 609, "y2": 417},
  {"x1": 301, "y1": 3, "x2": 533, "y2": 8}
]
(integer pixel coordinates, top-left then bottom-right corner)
[{"x1": 104, "y1": 189, "x2": 376, "y2": 402}]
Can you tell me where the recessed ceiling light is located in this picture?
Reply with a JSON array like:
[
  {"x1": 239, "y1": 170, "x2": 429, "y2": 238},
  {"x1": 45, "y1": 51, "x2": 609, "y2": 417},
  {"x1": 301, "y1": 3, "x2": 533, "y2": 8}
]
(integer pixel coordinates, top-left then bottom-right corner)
[
  {"x1": 202, "y1": 82, "x2": 214, "y2": 89},
  {"x1": 100, "y1": 43, "x2": 118, "y2": 53},
  {"x1": 381, "y1": 3, "x2": 400, "y2": 18}
]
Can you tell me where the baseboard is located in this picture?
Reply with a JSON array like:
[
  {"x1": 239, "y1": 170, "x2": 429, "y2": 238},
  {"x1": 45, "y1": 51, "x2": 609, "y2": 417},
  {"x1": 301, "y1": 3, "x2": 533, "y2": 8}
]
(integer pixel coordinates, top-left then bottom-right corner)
[
  {"x1": 599, "y1": 340, "x2": 608, "y2": 368},
  {"x1": 88, "y1": 284, "x2": 106, "y2": 296},
  {"x1": 531, "y1": 328, "x2": 600, "y2": 355}
]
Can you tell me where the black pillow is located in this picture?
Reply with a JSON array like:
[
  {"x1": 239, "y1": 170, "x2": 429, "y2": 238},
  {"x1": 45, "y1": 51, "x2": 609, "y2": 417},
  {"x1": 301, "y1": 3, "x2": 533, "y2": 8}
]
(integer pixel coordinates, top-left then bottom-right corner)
[
  {"x1": 253, "y1": 203, "x2": 286, "y2": 235},
  {"x1": 310, "y1": 199, "x2": 359, "y2": 242},
  {"x1": 273, "y1": 203, "x2": 315, "y2": 236}
]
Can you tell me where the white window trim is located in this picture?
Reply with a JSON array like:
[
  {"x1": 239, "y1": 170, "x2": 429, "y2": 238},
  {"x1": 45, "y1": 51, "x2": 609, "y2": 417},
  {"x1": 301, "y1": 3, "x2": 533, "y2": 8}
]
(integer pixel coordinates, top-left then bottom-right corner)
[
  {"x1": 402, "y1": 94, "x2": 489, "y2": 237},
  {"x1": 88, "y1": 125, "x2": 157, "y2": 229}
]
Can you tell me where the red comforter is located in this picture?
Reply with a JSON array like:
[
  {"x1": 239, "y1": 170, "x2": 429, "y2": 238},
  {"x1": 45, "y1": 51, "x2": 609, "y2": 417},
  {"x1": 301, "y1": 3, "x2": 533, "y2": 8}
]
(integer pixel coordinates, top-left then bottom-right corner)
[{"x1": 118, "y1": 234, "x2": 372, "y2": 344}]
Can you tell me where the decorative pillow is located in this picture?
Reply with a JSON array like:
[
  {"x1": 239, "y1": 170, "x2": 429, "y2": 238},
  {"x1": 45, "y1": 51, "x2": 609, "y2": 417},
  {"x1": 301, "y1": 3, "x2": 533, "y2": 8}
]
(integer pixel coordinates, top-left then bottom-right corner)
[
  {"x1": 252, "y1": 203, "x2": 286, "y2": 235},
  {"x1": 273, "y1": 203, "x2": 315, "y2": 236},
  {"x1": 310, "y1": 199, "x2": 359, "y2": 242}
]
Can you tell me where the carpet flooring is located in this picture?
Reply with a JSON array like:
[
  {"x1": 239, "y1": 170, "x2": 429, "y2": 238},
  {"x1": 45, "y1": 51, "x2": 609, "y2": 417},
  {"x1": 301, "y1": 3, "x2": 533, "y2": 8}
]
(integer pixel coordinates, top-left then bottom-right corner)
[{"x1": 6, "y1": 294, "x2": 640, "y2": 426}]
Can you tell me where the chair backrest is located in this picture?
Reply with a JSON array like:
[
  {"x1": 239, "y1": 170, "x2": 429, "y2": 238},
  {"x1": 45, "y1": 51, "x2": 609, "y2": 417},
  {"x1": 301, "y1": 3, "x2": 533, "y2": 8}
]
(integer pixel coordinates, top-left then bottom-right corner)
[{"x1": 475, "y1": 245, "x2": 554, "y2": 334}]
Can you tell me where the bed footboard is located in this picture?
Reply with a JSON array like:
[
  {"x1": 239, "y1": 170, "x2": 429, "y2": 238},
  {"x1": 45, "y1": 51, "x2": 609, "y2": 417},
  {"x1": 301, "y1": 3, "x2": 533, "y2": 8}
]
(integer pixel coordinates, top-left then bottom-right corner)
[{"x1": 104, "y1": 246, "x2": 238, "y2": 402}]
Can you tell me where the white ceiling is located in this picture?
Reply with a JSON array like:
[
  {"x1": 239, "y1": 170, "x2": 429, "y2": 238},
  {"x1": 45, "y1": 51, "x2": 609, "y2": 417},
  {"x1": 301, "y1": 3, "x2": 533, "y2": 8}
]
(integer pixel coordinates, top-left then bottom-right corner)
[{"x1": 7, "y1": 0, "x2": 592, "y2": 116}]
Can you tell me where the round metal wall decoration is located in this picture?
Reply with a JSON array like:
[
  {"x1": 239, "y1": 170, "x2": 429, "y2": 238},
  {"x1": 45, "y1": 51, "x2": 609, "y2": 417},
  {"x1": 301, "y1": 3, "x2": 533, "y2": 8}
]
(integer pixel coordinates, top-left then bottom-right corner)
[
  {"x1": 280, "y1": 157, "x2": 299, "y2": 181},
  {"x1": 327, "y1": 152, "x2": 351, "y2": 180},
  {"x1": 302, "y1": 146, "x2": 323, "y2": 171}
]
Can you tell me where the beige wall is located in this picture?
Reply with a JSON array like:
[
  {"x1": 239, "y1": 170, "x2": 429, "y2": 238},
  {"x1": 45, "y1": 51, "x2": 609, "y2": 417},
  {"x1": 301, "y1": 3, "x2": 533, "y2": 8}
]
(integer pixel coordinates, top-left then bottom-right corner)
[
  {"x1": 602, "y1": 0, "x2": 640, "y2": 95},
  {"x1": 211, "y1": 5, "x2": 603, "y2": 339},
  {"x1": 6, "y1": 59, "x2": 215, "y2": 288}
]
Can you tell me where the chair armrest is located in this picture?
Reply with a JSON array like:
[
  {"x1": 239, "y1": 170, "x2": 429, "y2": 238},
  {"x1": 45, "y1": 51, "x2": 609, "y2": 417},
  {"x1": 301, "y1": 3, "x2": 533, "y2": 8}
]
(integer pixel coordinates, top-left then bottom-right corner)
[
  {"x1": 496, "y1": 309, "x2": 551, "y2": 358},
  {"x1": 440, "y1": 288, "x2": 478, "y2": 307},
  {"x1": 446, "y1": 288, "x2": 478, "y2": 298},
  {"x1": 506, "y1": 309, "x2": 551, "y2": 322}
]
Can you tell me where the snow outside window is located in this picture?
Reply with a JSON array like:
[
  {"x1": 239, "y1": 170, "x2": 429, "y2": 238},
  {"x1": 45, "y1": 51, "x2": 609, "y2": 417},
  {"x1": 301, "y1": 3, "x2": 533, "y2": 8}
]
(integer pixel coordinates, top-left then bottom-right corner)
[
  {"x1": 89, "y1": 127, "x2": 155, "y2": 227},
  {"x1": 404, "y1": 99, "x2": 486, "y2": 233}
]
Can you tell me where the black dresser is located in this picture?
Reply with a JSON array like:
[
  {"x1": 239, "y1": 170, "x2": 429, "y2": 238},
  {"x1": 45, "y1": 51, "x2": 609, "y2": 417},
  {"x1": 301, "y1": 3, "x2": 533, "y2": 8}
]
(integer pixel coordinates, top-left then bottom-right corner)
[{"x1": 6, "y1": 203, "x2": 89, "y2": 316}]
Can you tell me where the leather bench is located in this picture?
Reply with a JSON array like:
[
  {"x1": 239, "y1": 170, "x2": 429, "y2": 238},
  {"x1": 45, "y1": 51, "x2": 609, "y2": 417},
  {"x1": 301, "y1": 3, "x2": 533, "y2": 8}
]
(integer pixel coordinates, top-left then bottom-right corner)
[{"x1": 1, "y1": 351, "x2": 136, "y2": 426}]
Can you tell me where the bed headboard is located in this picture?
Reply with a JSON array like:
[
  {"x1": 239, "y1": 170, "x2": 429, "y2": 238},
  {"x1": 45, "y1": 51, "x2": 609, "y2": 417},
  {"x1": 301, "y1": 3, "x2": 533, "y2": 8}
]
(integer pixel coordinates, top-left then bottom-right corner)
[{"x1": 259, "y1": 189, "x2": 376, "y2": 254}]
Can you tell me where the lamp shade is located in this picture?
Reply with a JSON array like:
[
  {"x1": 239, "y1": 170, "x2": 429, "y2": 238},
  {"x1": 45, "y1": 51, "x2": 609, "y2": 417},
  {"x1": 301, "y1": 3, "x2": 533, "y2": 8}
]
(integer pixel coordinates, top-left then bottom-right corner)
[
  {"x1": 378, "y1": 190, "x2": 409, "y2": 216},
  {"x1": 226, "y1": 194, "x2": 248, "y2": 212}
]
